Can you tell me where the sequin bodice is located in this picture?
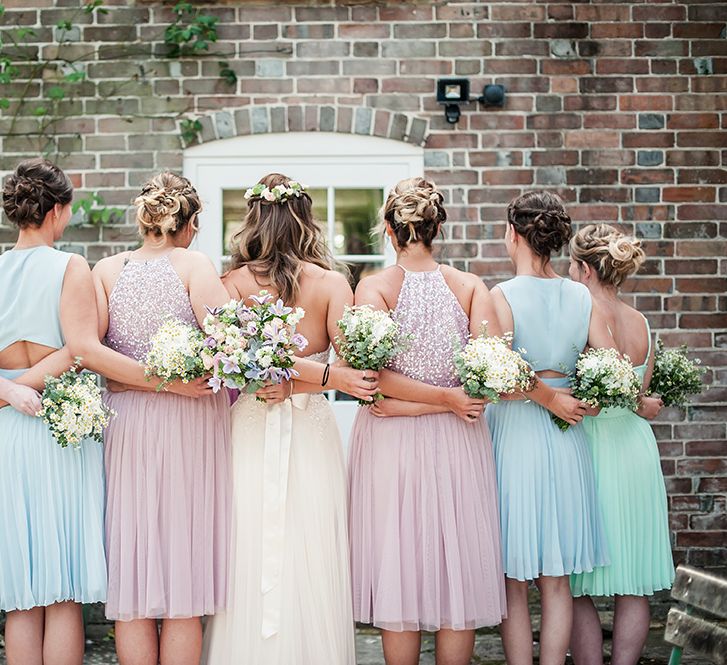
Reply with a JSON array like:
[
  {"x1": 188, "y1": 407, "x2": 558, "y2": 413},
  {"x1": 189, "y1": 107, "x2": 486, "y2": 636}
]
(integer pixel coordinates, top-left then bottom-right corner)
[
  {"x1": 388, "y1": 267, "x2": 469, "y2": 387},
  {"x1": 105, "y1": 255, "x2": 197, "y2": 361}
]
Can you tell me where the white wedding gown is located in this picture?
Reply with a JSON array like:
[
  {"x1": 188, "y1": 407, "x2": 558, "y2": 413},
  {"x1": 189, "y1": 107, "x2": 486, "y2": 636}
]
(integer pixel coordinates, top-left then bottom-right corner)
[{"x1": 202, "y1": 351, "x2": 356, "y2": 665}]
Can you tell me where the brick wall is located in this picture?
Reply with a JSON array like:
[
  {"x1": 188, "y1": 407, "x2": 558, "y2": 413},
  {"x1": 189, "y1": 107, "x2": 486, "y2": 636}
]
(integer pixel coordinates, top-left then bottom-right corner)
[{"x1": 0, "y1": 0, "x2": 725, "y2": 567}]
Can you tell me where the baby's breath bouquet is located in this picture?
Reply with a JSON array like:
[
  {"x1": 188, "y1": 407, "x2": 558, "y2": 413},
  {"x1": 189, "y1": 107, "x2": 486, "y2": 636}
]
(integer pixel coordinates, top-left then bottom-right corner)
[
  {"x1": 201, "y1": 292, "x2": 307, "y2": 397},
  {"x1": 553, "y1": 347, "x2": 641, "y2": 431},
  {"x1": 144, "y1": 319, "x2": 206, "y2": 390},
  {"x1": 648, "y1": 340, "x2": 706, "y2": 407},
  {"x1": 335, "y1": 304, "x2": 410, "y2": 404},
  {"x1": 38, "y1": 362, "x2": 114, "y2": 449},
  {"x1": 454, "y1": 330, "x2": 536, "y2": 402}
]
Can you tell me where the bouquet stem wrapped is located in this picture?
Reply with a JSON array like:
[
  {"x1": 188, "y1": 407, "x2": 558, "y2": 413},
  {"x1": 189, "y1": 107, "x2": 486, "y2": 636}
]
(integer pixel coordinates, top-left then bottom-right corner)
[
  {"x1": 552, "y1": 347, "x2": 640, "y2": 431},
  {"x1": 38, "y1": 361, "x2": 114, "y2": 449},
  {"x1": 335, "y1": 304, "x2": 410, "y2": 405}
]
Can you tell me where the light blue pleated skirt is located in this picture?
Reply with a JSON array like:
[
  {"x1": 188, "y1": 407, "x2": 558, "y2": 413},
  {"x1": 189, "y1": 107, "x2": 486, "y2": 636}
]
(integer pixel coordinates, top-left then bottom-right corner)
[
  {"x1": 486, "y1": 379, "x2": 609, "y2": 581},
  {"x1": 0, "y1": 370, "x2": 107, "y2": 611}
]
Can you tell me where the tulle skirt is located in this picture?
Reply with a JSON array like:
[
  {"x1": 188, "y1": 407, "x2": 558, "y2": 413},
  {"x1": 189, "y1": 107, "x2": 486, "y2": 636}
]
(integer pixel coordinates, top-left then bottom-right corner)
[
  {"x1": 0, "y1": 377, "x2": 106, "y2": 611},
  {"x1": 348, "y1": 408, "x2": 506, "y2": 632},
  {"x1": 486, "y1": 388, "x2": 609, "y2": 582},
  {"x1": 571, "y1": 408, "x2": 674, "y2": 597},
  {"x1": 202, "y1": 393, "x2": 355, "y2": 665},
  {"x1": 103, "y1": 389, "x2": 231, "y2": 621}
]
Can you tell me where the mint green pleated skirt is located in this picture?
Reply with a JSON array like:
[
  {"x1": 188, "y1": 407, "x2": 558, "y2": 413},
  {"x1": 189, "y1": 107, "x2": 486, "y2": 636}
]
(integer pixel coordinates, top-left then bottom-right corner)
[{"x1": 570, "y1": 408, "x2": 674, "y2": 597}]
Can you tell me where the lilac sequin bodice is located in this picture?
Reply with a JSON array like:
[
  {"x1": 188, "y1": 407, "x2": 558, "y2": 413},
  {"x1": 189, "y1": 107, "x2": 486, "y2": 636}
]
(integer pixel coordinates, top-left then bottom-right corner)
[
  {"x1": 106, "y1": 255, "x2": 197, "y2": 361},
  {"x1": 388, "y1": 267, "x2": 469, "y2": 388}
]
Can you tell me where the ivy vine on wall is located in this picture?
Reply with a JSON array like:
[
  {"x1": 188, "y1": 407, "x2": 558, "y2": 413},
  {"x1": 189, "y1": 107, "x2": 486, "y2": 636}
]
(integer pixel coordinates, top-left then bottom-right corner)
[{"x1": 0, "y1": 1, "x2": 234, "y2": 225}]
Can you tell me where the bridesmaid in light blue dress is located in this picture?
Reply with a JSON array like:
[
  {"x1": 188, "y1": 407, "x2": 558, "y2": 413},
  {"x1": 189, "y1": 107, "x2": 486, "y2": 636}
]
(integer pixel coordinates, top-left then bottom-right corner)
[
  {"x1": 486, "y1": 191, "x2": 614, "y2": 665},
  {"x1": 0, "y1": 159, "x2": 106, "y2": 665}
]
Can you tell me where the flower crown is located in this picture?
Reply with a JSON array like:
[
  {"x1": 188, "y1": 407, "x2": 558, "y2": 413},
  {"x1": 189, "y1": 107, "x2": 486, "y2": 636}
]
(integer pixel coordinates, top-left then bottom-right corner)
[{"x1": 244, "y1": 181, "x2": 307, "y2": 204}]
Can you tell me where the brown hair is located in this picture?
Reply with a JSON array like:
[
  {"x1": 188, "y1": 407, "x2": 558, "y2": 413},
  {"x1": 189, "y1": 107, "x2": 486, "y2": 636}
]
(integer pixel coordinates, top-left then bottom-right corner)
[
  {"x1": 229, "y1": 173, "x2": 335, "y2": 304},
  {"x1": 506, "y1": 190, "x2": 573, "y2": 258},
  {"x1": 380, "y1": 177, "x2": 446, "y2": 249},
  {"x1": 570, "y1": 223, "x2": 645, "y2": 287},
  {"x1": 134, "y1": 172, "x2": 201, "y2": 237},
  {"x1": 2, "y1": 158, "x2": 73, "y2": 229}
]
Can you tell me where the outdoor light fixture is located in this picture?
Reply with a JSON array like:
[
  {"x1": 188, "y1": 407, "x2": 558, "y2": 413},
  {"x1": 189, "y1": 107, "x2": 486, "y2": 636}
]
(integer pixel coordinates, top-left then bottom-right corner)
[
  {"x1": 437, "y1": 78, "x2": 469, "y2": 125},
  {"x1": 436, "y1": 79, "x2": 507, "y2": 124}
]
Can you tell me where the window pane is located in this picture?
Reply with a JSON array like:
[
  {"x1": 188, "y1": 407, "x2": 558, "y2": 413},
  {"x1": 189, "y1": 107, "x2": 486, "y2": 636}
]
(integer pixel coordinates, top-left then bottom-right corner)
[
  {"x1": 333, "y1": 188, "x2": 383, "y2": 257},
  {"x1": 222, "y1": 189, "x2": 246, "y2": 255},
  {"x1": 308, "y1": 187, "x2": 328, "y2": 226}
]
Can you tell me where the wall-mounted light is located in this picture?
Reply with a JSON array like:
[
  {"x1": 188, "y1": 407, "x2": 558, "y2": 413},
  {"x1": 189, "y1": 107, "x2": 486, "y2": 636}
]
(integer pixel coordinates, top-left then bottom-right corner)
[
  {"x1": 436, "y1": 79, "x2": 507, "y2": 124},
  {"x1": 436, "y1": 78, "x2": 469, "y2": 125}
]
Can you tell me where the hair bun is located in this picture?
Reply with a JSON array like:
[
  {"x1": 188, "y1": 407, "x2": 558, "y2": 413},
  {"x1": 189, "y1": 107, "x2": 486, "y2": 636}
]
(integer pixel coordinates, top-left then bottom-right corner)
[
  {"x1": 2, "y1": 158, "x2": 73, "y2": 229},
  {"x1": 570, "y1": 223, "x2": 645, "y2": 287},
  {"x1": 507, "y1": 191, "x2": 572, "y2": 257},
  {"x1": 382, "y1": 177, "x2": 447, "y2": 248},
  {"x1": 134, "y1": 172, "x2": 200, "y2": 238}
]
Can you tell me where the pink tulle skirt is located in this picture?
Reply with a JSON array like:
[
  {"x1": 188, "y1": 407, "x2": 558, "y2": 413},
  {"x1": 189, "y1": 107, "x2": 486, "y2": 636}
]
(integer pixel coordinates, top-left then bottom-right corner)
[
  {"x1": 348, "y1": 408, "x2": 506, "y2": 632},
  {"x1": 103, "y1": 389, "x2": 231, "y2": 621}
]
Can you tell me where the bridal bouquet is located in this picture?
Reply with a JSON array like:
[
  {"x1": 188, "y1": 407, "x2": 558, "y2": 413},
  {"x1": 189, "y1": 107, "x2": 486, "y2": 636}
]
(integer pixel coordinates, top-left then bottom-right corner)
[
  {"x1": 552, "y1": 347, "x2": 641, "y2": 431},
  {"x1": 144, "y1": 318, "x2": 206, "y2": 390},
  {"x1": 335, "y1": 304, "x2": 410, "y2": 403},
  {"x1": 454, "y1": 330, "x2": 536, "y2": 402},
  {"x1": 38, "y1": 362, "x2": 114, "y2": 449},
  {"x1": 648, "y1": 340, "x2": 706, "y2": 407},
  {"x1": 201, "y1": 292, "x2": 308, "y2": 396}
]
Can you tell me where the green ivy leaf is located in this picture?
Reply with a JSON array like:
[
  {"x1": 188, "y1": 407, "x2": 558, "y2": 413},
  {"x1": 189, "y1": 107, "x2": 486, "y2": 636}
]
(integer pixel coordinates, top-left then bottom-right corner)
[{"x1": 47, "y1": 85, "x2": 66, "y2": 100}]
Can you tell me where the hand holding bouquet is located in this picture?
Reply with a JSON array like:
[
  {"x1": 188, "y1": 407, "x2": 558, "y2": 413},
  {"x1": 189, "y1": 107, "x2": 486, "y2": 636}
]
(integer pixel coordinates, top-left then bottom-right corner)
[
  {"x1": 454, "y1": 331, "x2": 536, "y2": 402},
  {"x1": 647, "y1": 340, "x2": 706, "y2": 407},
  {"x1": 201, "y1": 292, "x2": 308, "y2": 398},
  {"x1": 552, "y1": 347, "x2": 640, "y2": 431},
  {"x1": 335, "y1": 304, "x2": 410, "y2": 404},
  {"x1": 38, "y1": 361, "x2": 114, "y2": 449},
  {"x1": 144, "y1": 319, "x2": 206, "y2": 390}
]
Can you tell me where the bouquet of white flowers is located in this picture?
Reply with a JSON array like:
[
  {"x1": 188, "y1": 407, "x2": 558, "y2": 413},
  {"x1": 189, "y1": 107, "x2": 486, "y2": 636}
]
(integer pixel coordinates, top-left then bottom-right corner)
[
  {"x1": 144, "y1": 319, "x2": 207, "y2": 390},
  {"x1": 201, "y1": 292, "x2": 307, "y2": 397},
  {"x1": 648, "y1": 340, "x2": 706, "y2": 407},
  {"x1": 553, "y1": 347, "x2": 641, "y2": 431},
  {"x1": 38, "y1": 362, "x2": 114, "y2": 449},
  {"x1": 454, "y1": 331, "x2": 536, "y2": 402},
  {"x1": 335, "y1": 304, "x2": 410, "y2": 404}
]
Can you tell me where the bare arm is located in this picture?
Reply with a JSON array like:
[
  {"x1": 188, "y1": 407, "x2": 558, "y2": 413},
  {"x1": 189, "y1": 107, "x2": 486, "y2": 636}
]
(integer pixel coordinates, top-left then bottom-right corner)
[
  {"x1": 469, "y1": 279, "x2": 503, "y2": 338},
  {"x1": 187, "y1": 251, "x2": 231, "y2": 325}
]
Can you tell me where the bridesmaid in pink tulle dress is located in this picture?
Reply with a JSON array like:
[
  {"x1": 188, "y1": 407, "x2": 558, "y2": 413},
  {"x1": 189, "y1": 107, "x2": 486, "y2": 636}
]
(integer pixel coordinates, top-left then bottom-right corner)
[
  {"x1": 92, "y1": 172, "x2": 231, "y2": 665},
  {"x1": 348, "y1": 177, "x2": 507, "y2": 665}
]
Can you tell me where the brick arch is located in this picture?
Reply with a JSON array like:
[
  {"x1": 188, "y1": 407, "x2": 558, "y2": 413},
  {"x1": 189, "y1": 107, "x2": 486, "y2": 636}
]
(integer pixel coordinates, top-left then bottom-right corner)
[{"x1": 186, "y1": 105, "x2": 431, "y2": 147}]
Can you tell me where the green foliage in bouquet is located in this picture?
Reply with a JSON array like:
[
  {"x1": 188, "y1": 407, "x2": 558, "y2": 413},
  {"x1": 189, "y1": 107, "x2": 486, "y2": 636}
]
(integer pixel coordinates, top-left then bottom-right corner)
[
  {"x1": 648, "y1": 340, "x2": 707, "y2": 408},
  {"x1": 38, "y1": 361, "x2": 114, "y2": 449}
]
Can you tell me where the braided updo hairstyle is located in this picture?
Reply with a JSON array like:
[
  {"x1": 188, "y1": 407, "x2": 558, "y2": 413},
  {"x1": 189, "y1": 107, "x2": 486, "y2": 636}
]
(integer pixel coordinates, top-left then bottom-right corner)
[
  {"x1": 506, "y1": 190, "x2": 573, "y2": 257},
  {"x1": 134, "y1": 172, "x2": 201, "y2": 237},
  {"x1": 570, "y1": 223, "x2": 645, "y2": 288},
  {"x1": 2, "y1": 158, "x2": 73, "y2": 229},
  {"x1": 381, "y1": 177, "x2": 447, "y2": 249}
]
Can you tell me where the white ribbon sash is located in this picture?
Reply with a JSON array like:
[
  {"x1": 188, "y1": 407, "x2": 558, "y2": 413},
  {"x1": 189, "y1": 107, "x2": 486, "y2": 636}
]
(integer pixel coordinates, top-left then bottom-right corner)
[{"x1": 260, "y1": 393, "x2": 309, "y2": 639}]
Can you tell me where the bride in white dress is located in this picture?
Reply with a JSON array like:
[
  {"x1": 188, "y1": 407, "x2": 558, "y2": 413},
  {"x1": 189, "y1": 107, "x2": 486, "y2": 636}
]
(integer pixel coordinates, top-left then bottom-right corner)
[{"x1": 202, "y1": 174, "x2": 378, "y2": 665}]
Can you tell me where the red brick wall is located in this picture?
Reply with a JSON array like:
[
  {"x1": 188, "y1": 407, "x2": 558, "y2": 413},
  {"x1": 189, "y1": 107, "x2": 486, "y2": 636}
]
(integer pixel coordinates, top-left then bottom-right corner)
[{"x1": 0, "y1": 1, "x2": 725, "y2": 566}]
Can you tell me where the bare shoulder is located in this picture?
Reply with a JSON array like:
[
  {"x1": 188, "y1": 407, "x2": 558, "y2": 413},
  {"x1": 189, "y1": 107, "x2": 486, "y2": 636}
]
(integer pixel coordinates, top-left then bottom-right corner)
[
  {"x1": 175, "y1": 247, "x2": 216, "y2": 270},
  {"x1": 320, "y1": 267, "x2": 351, "y2": 292},
  {"x1": 91, "y1": 252, "x2": 126, "y2": 276},
  {"x1": 440, "y1": 264, "x2": 481, "y2": 288}
]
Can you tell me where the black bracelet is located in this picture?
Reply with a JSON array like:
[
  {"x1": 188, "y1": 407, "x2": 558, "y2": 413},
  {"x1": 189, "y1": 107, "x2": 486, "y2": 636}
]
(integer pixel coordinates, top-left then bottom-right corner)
[{"x1": 321, "y1": 363, "x2": 331, "y2": 387}]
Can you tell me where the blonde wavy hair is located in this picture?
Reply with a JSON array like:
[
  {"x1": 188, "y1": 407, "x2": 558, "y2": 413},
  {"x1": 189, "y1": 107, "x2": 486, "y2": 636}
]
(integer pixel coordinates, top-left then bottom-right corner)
[
  {"x1": 378, "y1": 176, "x2": 447, "y2": 248},
  {"x1": 570, "y1": 223, "x2": 645, "y2": 287},
  {"x1": 229, "y1": 173, "x2": 336, "y2": 304},
  {"x1": 134, "y1": 172, "x2": 201, "y2": 237}
]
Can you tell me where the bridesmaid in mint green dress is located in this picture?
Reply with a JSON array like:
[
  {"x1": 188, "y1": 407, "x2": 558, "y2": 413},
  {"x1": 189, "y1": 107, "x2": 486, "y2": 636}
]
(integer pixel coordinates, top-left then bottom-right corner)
[{"x1": 568, "y1": 224, "x2": 674, "y2": 665}]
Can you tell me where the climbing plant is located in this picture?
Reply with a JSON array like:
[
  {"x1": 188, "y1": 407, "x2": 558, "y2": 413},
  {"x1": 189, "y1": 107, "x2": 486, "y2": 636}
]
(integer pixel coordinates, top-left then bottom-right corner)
[{"x1": 0, "y1": 1, "x2": 235, "y2": 221}]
